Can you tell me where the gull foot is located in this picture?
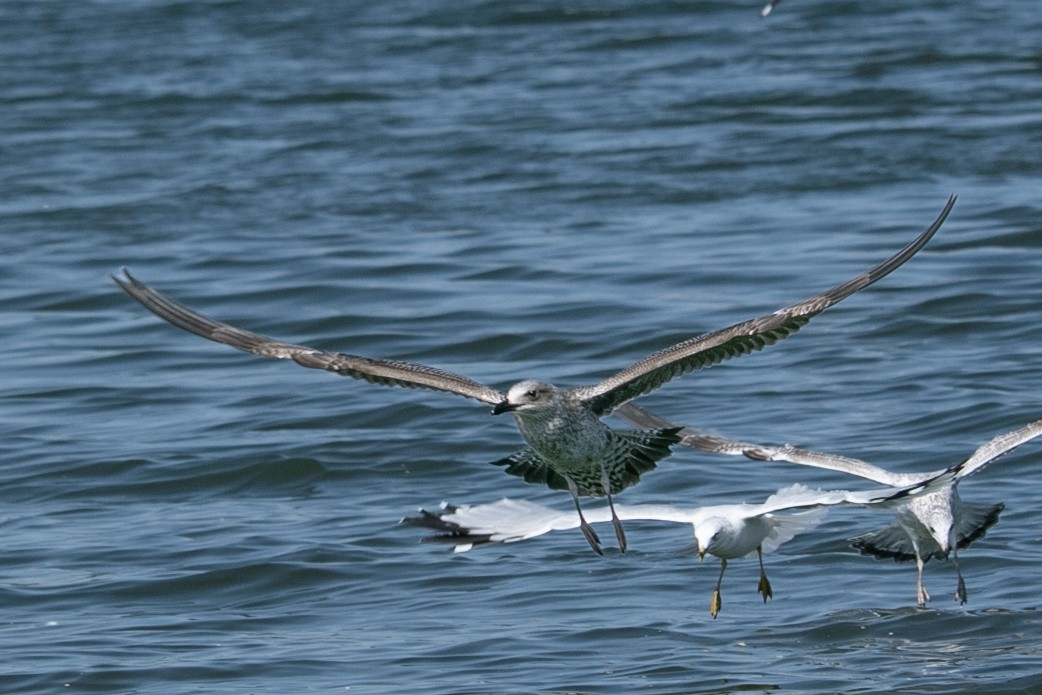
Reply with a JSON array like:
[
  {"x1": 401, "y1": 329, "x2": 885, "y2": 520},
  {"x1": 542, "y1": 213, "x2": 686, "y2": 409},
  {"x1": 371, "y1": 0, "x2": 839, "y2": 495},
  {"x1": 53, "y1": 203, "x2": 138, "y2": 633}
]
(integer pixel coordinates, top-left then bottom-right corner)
[
  {"x1": 580, "y1": 520, "x2": 603, "y2": 556},
  {"x1": 955, "y1": 577, "x2": 967, "y2": 605},
  {"x1": 758, "y1": 573, "x2": 773, "y2": 603},
  {"x1": 710, "y1": 590, "x2": 722, "y2": 619},
  {"x1": 613, "y1": 518, "x2": 627, "y2": 554}
]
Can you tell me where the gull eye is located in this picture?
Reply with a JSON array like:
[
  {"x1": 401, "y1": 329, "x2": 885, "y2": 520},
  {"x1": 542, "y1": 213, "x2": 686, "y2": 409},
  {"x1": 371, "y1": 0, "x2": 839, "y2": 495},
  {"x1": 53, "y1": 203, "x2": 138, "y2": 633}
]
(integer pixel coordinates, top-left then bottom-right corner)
[{"x1": 526, "y1": 389, "x2": 538, "y2": 399}]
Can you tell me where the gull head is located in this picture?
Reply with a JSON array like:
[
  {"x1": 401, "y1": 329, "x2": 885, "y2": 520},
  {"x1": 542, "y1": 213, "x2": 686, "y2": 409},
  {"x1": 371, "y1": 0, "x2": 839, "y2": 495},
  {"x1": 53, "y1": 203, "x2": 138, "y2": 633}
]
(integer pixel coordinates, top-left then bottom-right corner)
[
  {"x1": 926, "y1": 513, "x2": 956, "y2": 557},
  {"x1": 913, "y1": 491, "x2": 957, "y2": 557},
  {"x1": 492, "y1": 380, "x2": 559, "y2": 416},
  {"x1": 695, "y1": 517, "x2": 727, "y2": 561}
]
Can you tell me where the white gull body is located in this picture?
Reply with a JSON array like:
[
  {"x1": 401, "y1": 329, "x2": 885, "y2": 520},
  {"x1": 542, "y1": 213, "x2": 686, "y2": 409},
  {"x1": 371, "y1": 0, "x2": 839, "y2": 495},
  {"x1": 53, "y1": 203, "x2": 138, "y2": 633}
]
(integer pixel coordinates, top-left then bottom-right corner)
[{"x1": 617, "y1": 402, "x2": 1042, "y2": 606}]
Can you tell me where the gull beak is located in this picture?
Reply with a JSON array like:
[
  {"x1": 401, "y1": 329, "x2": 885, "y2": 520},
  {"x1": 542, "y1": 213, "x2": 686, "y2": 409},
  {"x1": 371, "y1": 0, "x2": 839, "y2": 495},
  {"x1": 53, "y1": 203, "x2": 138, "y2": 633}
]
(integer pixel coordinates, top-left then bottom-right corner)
[
  {"x1": 492, "y1": 400, "x2": 516, "y2": 415},
  {"x1": 697, "y1": 546, "x2": 706, "y2": 562}
]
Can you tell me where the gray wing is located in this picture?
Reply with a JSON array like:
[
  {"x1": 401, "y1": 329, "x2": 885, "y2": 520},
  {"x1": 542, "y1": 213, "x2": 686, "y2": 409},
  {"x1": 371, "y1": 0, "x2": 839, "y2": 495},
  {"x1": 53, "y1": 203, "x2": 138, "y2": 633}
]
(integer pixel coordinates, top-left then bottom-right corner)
[
  {"x1": 953, "y1": 419, "x2": 1042, "y2": 480},
  {"x1": 575, "y1": 196, "x2": 955, "y2": 416},
  {"x1": 850, "y1": 521, "x2": 923, "y2": 563},
  {"x1": 851, "y1": 501, "x2": 1005, "y2": 563},
  {"x1": 954, "y1": 501, "x2": 1004, "y2": 551},
  {"x1": 614, "y1": 402, "x2": 905, "y2": 485},
  {"x1": 112, "y1": 269, "x2": 506, "y2": 406}
]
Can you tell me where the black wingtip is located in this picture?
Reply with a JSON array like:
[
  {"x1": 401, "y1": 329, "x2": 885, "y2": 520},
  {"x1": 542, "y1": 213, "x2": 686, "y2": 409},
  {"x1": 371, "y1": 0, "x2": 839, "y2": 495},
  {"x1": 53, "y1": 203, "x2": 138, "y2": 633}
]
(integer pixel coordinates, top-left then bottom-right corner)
[
  {"x1": 400, "y1": 507, "x2": 497, "y2": 548},
  {"x1": 110, "y1": 267, "x2": 139, "y2": 291}
]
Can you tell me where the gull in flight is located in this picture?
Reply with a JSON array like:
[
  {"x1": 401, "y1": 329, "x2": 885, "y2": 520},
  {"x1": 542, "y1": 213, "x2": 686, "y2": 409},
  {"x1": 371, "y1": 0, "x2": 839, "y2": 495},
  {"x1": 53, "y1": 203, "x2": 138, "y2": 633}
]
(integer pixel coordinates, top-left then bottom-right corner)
[
  {"x1": 112, "y1": 196, "x2": 954, "y2": 555},
  {"x1": 404, "y1": 468, "x2": 961, "y2": 617},
  {"x1": 616, "y1": 402, "x2": 1042, "y2": 606},
  {"x1": 761, "y1": 0, "x2": 782, "y2": 16}
]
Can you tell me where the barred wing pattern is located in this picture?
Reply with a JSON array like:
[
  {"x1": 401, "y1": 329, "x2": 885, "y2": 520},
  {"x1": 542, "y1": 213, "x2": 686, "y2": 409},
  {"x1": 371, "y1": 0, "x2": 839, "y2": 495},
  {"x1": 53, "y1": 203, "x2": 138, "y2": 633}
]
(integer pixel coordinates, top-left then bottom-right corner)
[
  {"x1": 113, "y1": 269, "x2": 506, "y2": 406},
  {"x1": 576, "y1": 195, "x2": 956, "y2": 416}
]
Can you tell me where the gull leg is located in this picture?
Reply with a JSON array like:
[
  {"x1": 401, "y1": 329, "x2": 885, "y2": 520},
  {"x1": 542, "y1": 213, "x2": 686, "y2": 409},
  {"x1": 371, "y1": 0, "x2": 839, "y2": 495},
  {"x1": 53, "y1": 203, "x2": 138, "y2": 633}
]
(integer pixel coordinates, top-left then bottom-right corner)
[
  {"x1": 710, "y1": 558, "x2": 727, "y2": 619},
  {"x1": 915, "y1": 552, "x2": 931, "y2": 607},
  {"x1": 566, "y1": 476, "x2": 602, "y2": 556},
  {"x1": 756, "y1": 545, "x2": 773, "y2": 603},
  {"x1": 600, "y1": 468, "x2": 626, "y2": 553},
  {"x1": 952, "y1": 548, "x2": 968, "y2": 605}
]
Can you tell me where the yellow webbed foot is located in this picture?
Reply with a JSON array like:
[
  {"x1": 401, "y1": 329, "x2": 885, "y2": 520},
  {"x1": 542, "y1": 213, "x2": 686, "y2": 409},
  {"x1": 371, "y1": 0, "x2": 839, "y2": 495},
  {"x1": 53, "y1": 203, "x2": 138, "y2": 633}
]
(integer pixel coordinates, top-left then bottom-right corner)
[{"x1": 758, "y1": 573, "x2": 773, "y2": 603}]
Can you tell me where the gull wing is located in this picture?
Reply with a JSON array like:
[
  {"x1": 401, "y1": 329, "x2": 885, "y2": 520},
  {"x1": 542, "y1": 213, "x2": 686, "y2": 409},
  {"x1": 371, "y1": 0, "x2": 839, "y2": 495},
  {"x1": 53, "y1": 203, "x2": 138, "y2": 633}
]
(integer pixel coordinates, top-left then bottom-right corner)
[
  {"x1": 849, "y1": 521, "x2": 922, "y2": 562},
  {"x1": 575, "y1": 196, "x2": 955, "y2": 416},
  {"x1": 112, "y1": 269, "x2": 505, "y2": 406},
  {"x1": 760, "y1": 511, "x2": 828, "y2": 556},
  {"x1": 954, "y1": 501, "x2": 1005, "y2": 550},
  {"x1": 952, "y1": 419, "x2": 1042, "y2": 480},
  {"x1": 403, "y1": 498, "x2": 708, "y2": 551},
  {"x1": 403, "y1": 498, "x2": 588, "y2": 550},
  {"x1": 403, "y1": 471, "x2": 954, "y2": 553},
  {"x1": 615, "y1": 402, "x2": 908, "y2": 485},
  {"x1": 751, "y1": 477, "x2": 949, "y2": 515},
  {"x1": 850, "y1": 501, "x2": 1005, "y2": 563}
]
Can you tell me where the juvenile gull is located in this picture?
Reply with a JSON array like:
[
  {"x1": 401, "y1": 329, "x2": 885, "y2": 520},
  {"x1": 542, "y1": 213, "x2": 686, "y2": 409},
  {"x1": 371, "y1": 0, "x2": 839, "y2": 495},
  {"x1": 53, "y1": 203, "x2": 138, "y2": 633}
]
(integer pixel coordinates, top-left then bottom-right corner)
[
  {"x1": 616, "y1": 402, "x2": 1042, "y2": 606},
  {"x1": 404, "y1": 468, "x2": 960, "y2": 617},
  {"x1": 112, "y1": 196, "x2": 954, "y2": 555}
]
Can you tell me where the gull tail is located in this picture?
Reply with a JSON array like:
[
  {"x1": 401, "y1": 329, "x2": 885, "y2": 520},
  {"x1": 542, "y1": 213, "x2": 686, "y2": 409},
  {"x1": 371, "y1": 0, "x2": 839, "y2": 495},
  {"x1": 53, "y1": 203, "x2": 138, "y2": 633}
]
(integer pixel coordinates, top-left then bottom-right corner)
[
  {"x1": 490, "y1": 427, "x2": 682, "y2": 495},
  {"x1": 603, "y1": 427, "x2": 684, "y2": 493}
]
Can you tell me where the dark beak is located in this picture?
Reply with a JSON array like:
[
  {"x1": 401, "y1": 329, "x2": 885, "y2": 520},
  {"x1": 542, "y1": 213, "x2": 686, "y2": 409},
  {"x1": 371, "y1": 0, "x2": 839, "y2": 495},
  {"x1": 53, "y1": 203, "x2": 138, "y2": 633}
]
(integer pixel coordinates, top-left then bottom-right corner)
[{"x1": 492, "y1": 400, "x2": 516, "y2": 415}]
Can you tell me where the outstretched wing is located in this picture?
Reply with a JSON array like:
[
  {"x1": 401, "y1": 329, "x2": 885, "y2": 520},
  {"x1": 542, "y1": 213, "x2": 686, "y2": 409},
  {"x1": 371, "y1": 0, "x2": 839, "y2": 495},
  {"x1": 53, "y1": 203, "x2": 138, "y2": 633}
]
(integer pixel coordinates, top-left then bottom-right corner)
[
  {"x1": 403, "y1": 472, "x2": 956, "y2": 554},
  {"x1": 751, "y1": 474, "x2": 955, "y2": 515},
  {"x1": 849, "y1": 521, "x2": 922, "y2": 563},
  {"x1": 112, "y1": 269, "x2": 505, "y2": 406},
  {"x1": 403, "y1": 498, "x2": 713, "y2": 551},
  {"x1": 490, "y1": 449, "x2": 571, "y2": 492},
  {"x1": 850, "y1": 501, "x2": 1005, "y2": 563},
  {"x1": 952, "y1": 419, "x2": 1042, "y2": 480},
  {"x1": 615, "y1": 402, "x2": 909, "y2": 485},
  {"x1": 954, "y1": 501, "x2": 1005, "y2": 551},
  {"x1": 575, "y1": 196, "x2": 955, "y2": 415},
  {"x1": 402, "y1": 498, "x2": 591, "y2": 550}
]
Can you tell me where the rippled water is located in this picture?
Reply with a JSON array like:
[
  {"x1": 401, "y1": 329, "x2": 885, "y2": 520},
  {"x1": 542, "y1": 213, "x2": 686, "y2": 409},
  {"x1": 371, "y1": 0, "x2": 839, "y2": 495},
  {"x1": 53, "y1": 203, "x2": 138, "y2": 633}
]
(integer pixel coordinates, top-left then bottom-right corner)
[{"x1": 3, "y1": 1, "x2": 1042, "y2": 693}]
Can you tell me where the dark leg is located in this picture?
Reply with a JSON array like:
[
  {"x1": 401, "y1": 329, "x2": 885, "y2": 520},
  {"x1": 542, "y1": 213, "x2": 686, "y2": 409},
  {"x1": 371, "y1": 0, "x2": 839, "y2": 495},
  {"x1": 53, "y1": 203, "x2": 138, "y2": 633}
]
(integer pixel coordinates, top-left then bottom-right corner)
[
  {"x1": 711, "y1": 558, "x2": 728, "y2": 619},
  {"x1": 566, "y1": 476, "x2": 602, "y2": 555},
  {"x1": 600, "y1": 468, "x2": 627, "y2": 553},
  {"x1": 756, "y1": 545, "x2": 773, "y2": 603},
  {"x1": 952, "y1": 549, "x2": 968, "y2": 605}
]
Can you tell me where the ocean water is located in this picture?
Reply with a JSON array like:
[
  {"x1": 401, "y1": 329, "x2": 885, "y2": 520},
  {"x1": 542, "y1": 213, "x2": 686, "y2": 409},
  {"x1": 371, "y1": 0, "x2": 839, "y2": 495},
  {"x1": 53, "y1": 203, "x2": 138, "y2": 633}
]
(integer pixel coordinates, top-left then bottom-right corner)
[{"x1": 3, "y1": 1, "x2": 1042, "y2": 693}]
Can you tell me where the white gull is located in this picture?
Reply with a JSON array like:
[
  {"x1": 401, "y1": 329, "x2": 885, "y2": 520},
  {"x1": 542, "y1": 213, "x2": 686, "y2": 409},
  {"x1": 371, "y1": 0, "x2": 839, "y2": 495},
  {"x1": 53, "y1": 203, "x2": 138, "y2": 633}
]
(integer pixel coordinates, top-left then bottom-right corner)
[
  {"x1": 404, "y1": 467, "x2": 960, "y2": 617},
  {"x1": 616, "y1": 401, "x2": 1042, "y2": 606}
]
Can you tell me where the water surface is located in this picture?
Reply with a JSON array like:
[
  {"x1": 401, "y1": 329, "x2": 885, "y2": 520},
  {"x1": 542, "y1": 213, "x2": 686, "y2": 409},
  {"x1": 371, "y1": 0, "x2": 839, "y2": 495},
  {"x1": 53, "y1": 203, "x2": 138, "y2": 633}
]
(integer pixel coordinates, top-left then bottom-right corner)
[{"x1": 3, "y1": 1, "x2": 1042, "y2": 693}]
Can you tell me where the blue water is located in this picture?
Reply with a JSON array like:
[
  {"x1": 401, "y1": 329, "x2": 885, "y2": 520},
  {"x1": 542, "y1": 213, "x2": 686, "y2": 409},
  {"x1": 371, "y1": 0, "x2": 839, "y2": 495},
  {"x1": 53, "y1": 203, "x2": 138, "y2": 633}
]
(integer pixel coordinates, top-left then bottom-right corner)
[{"x1": 4, "y1": 1, "x2": 1042, "y2": 693}]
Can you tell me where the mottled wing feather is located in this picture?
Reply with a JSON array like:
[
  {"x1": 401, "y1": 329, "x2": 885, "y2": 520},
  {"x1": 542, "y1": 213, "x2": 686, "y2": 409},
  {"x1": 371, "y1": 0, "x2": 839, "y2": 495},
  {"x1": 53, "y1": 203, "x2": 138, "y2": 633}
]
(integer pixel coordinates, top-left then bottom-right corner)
[
  {"x1": 113, "y1": 269, "x2": 505, "y2": 406},
  {"x1": 603, "y1": 427, "x2": 683, "y2": 493},
  {"x1": 614, "y1": 402, "x2": 761, "y2": 456},
  {"x1": 490, "y1": 427, "x2": 681, "y2": 495},
  {"x1": 577, "y1": 195, "x2": 955, "y2": 415},
  {"x1": 490, "y1": 449, "x2": 571, "y2": 492},
  {"x1": 615, "y1": 402, "x2": 909, "y2": 485}
]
